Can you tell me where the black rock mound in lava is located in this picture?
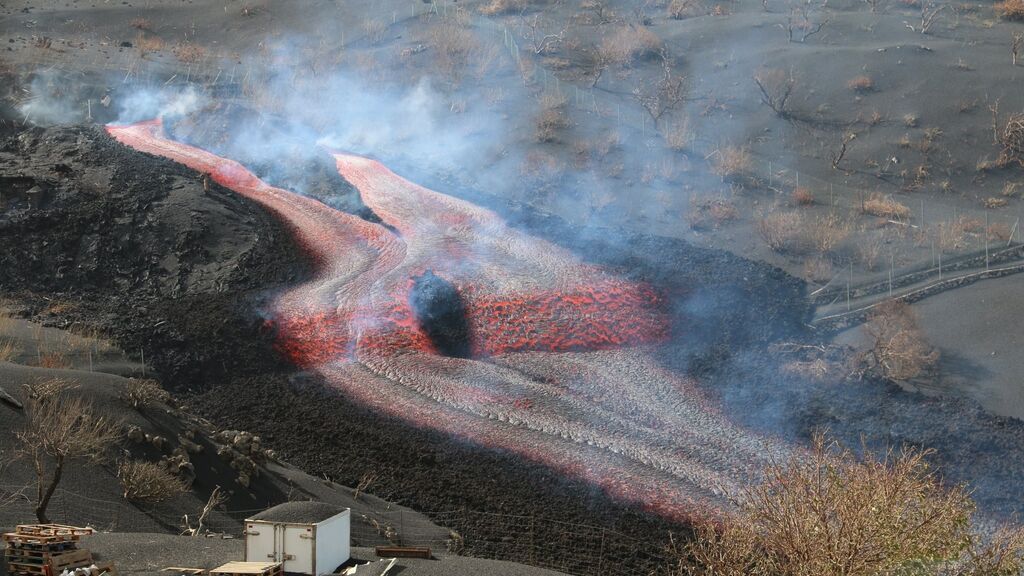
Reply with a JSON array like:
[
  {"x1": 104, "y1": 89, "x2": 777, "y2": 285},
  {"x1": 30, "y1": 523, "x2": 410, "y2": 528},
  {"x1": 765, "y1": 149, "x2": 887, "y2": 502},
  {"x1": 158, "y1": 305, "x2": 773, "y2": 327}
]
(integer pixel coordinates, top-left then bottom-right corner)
[{"x1": 409, "y1": 270, "x2": 471, "y2": 358}]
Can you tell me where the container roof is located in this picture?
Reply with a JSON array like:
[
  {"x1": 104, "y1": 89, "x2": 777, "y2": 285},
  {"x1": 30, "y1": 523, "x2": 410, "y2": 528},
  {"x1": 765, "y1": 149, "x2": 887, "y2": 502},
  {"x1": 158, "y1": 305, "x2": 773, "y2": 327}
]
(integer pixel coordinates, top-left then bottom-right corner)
[{"x1": 248, "y1": 501, "x2": 346, "y2": 524}]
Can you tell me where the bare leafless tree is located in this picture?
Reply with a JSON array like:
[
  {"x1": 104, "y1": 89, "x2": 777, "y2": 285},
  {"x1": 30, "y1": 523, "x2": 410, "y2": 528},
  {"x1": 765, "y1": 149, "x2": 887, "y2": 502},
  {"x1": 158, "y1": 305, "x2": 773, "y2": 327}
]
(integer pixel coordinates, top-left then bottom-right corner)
[
  {"x1": 863, "y1": 0, "x2": 883, "y2": 13},
  {"x1": 905, "y1": 0, "x2": 945, "y2": 33},
  {"x1": 830, "y1": 131, "x2": 856, "y2": 169},
  {"x1": 753, "y1": 67, "x2": 797, "y2": 116},
  {"x1": 633, "y1": 49, "x2": 686, "y2": 123},
  {"x1": 17, "y1": 388, "x2": 120, "y2": 522},
  {"x1": 580, "y1": 0, "x2": 616, "y2": 24},
  {"x1": 862, "y1": 300, "x2": 939, "y2": 382},
  {"x1": 785, "y1": 0, "x2": 829, "y2": 43},
  {"x1": 182, "y1": 485, "x2": 230, "y2": 537},
  {"x1": 520, "y1": 12, "x2": 568, "y2": 55}
]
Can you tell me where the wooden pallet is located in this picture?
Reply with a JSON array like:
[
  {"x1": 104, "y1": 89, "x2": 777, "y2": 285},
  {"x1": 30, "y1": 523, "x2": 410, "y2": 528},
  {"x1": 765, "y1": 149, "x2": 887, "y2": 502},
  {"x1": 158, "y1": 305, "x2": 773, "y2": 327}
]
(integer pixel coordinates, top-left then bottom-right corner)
[
  {"x1": 209, "y1": 562, "x2": 282, "y2": 576},
  {"x1": 3, "y1": 542, "x2": 78, "y2": 555},
  {"x1": 13, "y1": 526, "x2": 93, "y2": 538},
  {"x1": 6, "y1": 549, "x2": 92, "y2": 567}
]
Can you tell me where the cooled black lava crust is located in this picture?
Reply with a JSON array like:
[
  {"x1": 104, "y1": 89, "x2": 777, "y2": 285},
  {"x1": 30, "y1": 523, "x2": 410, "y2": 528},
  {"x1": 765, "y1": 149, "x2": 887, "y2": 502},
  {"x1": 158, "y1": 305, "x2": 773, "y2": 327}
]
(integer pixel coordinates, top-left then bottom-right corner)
[{"x1": 409, "y1": 270, "x2": 472, "y2": 358}]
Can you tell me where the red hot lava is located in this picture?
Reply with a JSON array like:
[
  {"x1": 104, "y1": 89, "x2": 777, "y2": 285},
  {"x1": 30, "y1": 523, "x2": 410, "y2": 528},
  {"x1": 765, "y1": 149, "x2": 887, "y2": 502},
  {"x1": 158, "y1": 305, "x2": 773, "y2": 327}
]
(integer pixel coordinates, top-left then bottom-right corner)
[{"x1": 107, "y1": 120, "x2": 788, "y2": 523}]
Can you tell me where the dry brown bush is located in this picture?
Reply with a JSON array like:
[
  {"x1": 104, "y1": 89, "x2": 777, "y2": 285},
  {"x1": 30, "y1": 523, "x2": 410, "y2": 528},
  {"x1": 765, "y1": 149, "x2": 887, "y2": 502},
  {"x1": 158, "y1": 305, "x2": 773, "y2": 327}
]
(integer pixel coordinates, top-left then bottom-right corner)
[
  {"x1": 985, "y1": 196, "x2": 1009, "y2": 209},
  {"x1": 118, "y1": 460, "x2": 187, "y2": 503},
  {"x1": 686, "y1": 198, "x2": 738, "y2": 230},
  {"x1": 429, "y1": 19, "x2": 479, "y2": 84},
  {"x1": 122, "y1": 379, "x2": 170, "y2": 410},
  {"x1": 668, "y1": 0, "x2": 705, "y2": 19},
  {"x1": 1000, "y1": 113, "x2": 1024, "y2": 163},
  {"x1": 710, "y1": 146, "x2": 752, "y2": 181},
  {"x1": 0, "y1": 339, "x2": 19, "y2": 362},
  {"x1": 802, "y1": 255, "x2": 833, "y2": 282},
  {"x1": 862, "y1": 193, "x2": 910, "y2": 219},
  {"x1": 135, "y1": 33, "x2": 165, "y2": 56},
  {"x1": 847, "y1": 74, "x2": 875, "y2": 92},
  {"x1": 863, "y1": 300, "x2": 939, "y2": 382},
  {"x1": 791, "y1": 186, "x2": 814, "y2": 206},
  {"x1": 173, "y1": 43, "x2": 206, "y2": 64},
  {"x1": 130, "y1": 18, "x2": 153, "y2": 31},
  {"x1": 809, "y1": 212, "x2": 850, "y2": 253},
  {"x1": 662, "y1": 116, "x2": 691, "y2": 151},
  {"x1": 757, "y1": 209, "x2": 806, "y2": 252},
  {"x1": 479, "y1": 0, "x2": 534, "y2": 14},
  {"x1": 18, "y1": 391, "x2": 120, "y2": 522},
  {"x1": 535, "y1": 92, "x2": 570, "y2": 142},
  {"x1": 996, "y1": 0, "x2": 1024, "y2": 19},
  {"x1": 674, "y1": 435, "x2": 988, "y2": 576},
  {"x1": 855, "y1": 233, "x2": 884, "y2": 271},
  {"x1": 598, "y1": 25, "x2": 663, "y2": 66}
]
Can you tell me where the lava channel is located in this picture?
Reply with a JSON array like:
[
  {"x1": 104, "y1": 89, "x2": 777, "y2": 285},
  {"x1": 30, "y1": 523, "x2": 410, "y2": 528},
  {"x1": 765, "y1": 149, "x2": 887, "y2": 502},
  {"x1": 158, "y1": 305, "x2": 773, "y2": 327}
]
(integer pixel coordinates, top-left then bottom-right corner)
[{"x1": 107, "y1": 120, "x2": 790, "y2": 522}]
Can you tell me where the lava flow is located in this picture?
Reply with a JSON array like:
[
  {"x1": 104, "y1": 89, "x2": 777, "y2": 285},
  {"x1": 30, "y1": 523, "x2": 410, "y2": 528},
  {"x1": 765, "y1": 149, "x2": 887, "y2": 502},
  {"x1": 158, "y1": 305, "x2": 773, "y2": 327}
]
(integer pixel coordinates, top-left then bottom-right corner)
[{"x1": 107, "y1": 120, "x2": 789, "y2": 522}]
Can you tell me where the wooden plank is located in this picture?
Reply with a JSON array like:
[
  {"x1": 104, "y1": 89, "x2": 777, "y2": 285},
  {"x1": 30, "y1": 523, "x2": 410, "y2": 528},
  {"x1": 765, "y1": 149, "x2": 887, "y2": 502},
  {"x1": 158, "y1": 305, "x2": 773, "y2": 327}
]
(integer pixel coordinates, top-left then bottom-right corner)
[
  {"x1": 209, "y1": 561, "x2": 282, "y2": 576},
  {"x1": 373, "y1": 546, "x2": 432, "y2": 559},
  {"x1": 161, "y1": 568, "x2": 207, "y2": 575}
]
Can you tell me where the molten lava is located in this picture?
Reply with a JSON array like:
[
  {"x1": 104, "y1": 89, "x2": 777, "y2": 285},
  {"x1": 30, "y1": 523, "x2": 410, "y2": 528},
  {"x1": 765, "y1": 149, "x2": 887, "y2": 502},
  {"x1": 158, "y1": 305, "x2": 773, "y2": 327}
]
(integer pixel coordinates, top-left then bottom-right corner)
[{"x1": 107, "y1": 120, "x2": 788, "y2": 522}]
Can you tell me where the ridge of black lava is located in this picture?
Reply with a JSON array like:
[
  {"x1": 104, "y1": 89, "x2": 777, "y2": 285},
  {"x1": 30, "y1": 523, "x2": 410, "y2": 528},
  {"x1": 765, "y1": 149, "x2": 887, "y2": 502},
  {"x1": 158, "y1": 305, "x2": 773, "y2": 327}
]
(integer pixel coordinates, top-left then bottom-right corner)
[{"x1": 408, "y1": 270, "x2": 472, "y2": 358}]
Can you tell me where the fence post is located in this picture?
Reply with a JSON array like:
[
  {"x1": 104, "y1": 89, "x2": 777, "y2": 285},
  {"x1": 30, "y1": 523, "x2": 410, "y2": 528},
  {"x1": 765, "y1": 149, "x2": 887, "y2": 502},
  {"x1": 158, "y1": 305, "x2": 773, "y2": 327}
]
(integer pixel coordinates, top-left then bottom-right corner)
[{"x1": 985, "y1": 210, "x2": 990, "y2": 271}]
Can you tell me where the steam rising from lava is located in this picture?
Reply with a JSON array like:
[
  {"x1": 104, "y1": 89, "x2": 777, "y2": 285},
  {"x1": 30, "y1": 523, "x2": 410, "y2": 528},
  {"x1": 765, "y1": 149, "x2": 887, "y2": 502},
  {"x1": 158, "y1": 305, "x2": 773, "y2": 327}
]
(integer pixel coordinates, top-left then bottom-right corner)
[{"x1": 107, "y1": 120, "x2": 791, "y2": 521}]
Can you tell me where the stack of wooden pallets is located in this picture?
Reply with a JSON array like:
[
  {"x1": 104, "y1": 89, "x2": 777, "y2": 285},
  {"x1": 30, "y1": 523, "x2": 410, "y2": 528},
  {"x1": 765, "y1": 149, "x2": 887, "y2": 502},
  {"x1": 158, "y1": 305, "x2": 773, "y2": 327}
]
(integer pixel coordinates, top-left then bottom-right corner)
[
  {"x1": 3, "y1": 524, "x2": 101, "y2": 576},
  {"x1": 209, "y1": 561, "x2": 283, "y2": 576}
]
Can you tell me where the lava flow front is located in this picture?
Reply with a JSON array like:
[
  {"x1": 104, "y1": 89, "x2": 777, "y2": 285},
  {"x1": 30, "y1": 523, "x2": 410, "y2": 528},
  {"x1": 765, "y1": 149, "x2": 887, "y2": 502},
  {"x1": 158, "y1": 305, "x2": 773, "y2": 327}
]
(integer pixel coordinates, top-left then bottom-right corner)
[{"x1": 108, "y1": 120, "x2": 788, "y2": 521}]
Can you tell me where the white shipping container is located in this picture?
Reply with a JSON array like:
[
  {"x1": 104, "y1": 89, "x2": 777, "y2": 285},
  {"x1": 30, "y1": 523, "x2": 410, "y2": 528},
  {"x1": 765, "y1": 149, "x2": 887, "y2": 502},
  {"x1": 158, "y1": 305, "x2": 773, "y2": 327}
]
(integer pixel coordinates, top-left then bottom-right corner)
[{"x1": 244, "y1": 502, "x2": 351, "y2": 575}]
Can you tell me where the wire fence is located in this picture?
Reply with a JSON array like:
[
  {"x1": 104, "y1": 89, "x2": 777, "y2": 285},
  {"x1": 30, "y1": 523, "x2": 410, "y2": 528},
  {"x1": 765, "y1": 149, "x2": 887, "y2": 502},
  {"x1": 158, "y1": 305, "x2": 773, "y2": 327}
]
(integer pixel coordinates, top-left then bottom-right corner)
[{"x1": 0, "y1": 484, "x2": 671, "y2": 576}]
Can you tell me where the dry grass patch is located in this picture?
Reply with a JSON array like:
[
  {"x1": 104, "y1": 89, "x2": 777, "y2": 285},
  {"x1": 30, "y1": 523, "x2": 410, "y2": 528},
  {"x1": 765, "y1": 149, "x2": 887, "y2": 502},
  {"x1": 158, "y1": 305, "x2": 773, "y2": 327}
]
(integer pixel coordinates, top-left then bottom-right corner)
[
  {"x1": 598, "y1": 25, "x2": 663, "y2": 66},
  {"x1": 36, "y1": 352, "x2": 70, "y2": 370},
  {"x1": 429, "y1": 17, "x2": 479, "y2": 84},
  {"x1": 710, "y1": 146, "x2": 753, "y2": 181},
  {"x1": 862, "y1": 193, "x2": 910, "y2": 219}
]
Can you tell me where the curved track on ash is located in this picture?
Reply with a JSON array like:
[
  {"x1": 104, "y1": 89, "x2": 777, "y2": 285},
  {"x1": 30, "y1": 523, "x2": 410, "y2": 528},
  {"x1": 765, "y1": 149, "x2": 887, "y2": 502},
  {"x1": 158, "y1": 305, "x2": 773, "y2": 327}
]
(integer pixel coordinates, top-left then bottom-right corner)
[{"x1": 108, "y1": 120, "x2": 788, "y2": 521}]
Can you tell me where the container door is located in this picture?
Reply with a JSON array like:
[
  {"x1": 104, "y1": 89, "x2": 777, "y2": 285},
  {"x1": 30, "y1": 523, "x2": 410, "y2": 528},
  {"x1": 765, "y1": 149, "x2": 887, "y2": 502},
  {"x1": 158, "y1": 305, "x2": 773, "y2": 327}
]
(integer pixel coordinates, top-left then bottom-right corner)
[
  {"x1": 283, "y1": 524, "x2": 314, "y2": 574},
  {"x1": 245, "y1": 522, "x2": 277, "y2": 562}
]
